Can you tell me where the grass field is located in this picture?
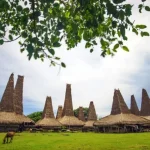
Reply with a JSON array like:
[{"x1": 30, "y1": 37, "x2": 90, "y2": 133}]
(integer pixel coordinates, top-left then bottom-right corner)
[{"x1": 0, "y1": 132, "x2": 150, "y2": 150}]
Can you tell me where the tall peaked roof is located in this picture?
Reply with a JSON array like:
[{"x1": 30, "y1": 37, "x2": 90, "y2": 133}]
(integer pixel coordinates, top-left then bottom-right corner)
[
  {"x1": 42, "y1": 96, "x2": 54, "y2": 119},
  {"x1": 62, "y1": 84, "x2": 74, "y2": 116},
  {"x1": 94, "y1": 89, "x2": 150, "y2": 127},
  {"x1": 130, "y1": 95, "x2": 140, "y2": 116},
  {"x1": 56, "y1": 105, "x2": 63, "y2": 119},
  {"x1": 111, "y1": 89, "x2": 130, "y2": 115},
  {"x1": 36, "y1": 97, "x2": 61, "y2": 128},
  {"x1": 78, "y1": 107, "x2": 85, "y2": 121},
  {"x1": 140, "y1": 89, "x2": 150, "y2": 116},
  {"x1": 14, "y1": 75, "x2": 24, "y2": 115},
  {"x1": 0, "y1": 73, "x2": 14, "y2": 112},
  {"x1": 87, "y1": 101, "x2": 97, "y2": 121}
]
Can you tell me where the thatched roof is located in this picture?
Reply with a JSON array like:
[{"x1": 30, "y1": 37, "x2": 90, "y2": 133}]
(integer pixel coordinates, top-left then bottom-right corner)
[
  {"x1": 56, "y1": 105, "x2": 63, "y2": 119},
  {"x1": 36, "y1": 96, "x2": 61, "y2": 127},
  {"x1": 111, "y1": 90, "x2": 130, "y2": 115},
  {"x1": 141, "y1": 116, "x2": 150, "y2": 120},
  {"x1": 87, "y1": 101, "x2": 97, "y2": 121},
  {"x1": 36, "y1": 118, "x2": 61, "y2": 127},
  {"x1": 13, "y1": 75, "x2": 24, "y2": 115},
  {"x1": 62, "y1": 84, "x2": 74, "y2": 116},
  {"x1": 84, "y1": 121, "x2": 95, "y2": 127},
  {"x1": 60, "y1": 84, "x2": 84, "y2": 126},
  {"x1": 0, "y1": 73, "x2": 14, "y2": 112},
  {"x1": 140, "y1": 89, "x2": 150, "y2": 116},
  {"x1": 42, "y1": 96, "x2": 54, "y2": 119},
  {"x1": 78, "y1": 107, "x2": 85, "y2": 121},
  {"x1": 59, "y1": 116, "x2": 85, "y2": 126},
  {"x1": 0, "y1": 112, "x2": 34, "y2": 124},
  {"x1": 94, "y1": 113, "x2": 149, "y2": 126},
  {"x1": 130, "y1": 95, "x2": 140, "y2": 116},
  {"x1": 83, "y1": 101, "x2": 97, "y2": 128},
  {"x1": 94, "y1": 89, "x2": 150, "y2": 126}
]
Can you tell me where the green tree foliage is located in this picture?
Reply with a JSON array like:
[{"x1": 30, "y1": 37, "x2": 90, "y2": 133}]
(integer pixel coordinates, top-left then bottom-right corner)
[
  {"x1": 74, "y1": 107, "x2": 89, "y2": 119},
  {"x1": 0, "y1": 0, "x2": 149, "y2": 67},
  {"x1": 27, "y1": 111, "x2": 42, "y2": 122}
]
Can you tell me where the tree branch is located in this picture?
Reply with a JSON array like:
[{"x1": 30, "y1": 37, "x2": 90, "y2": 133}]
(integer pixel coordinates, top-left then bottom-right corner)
[{"x1": 4, "y1": 35, "x2": 21, "y2": 42}]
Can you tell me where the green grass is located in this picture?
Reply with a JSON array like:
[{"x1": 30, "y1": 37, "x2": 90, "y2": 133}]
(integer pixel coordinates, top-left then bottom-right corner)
[{"x1": 0, "y1": 132, "x2": 150, "y2": 150}]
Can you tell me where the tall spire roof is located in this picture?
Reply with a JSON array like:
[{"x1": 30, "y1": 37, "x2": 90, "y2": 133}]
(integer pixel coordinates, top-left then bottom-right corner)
[
  {"x1": 78, "y1": 107, "x2": 85, "y2": 121},
  {"x1": 56, "y1": 105, "x2": 63, "y2": 119},
  {"x1": 111, "y1": 89, "x2": 130, "y2": 115},
  {"x1": 42, "y1": 96, "x2": 54, "y2": 119},
  {"x1": 87, "y1": 101, "x2": 97, "y2": 121},
  {"x1": 0, "y1": 73, "x2": 14, "y2": 112},
  {"x1": 13, "y1": 75, "x2": 24, "y2": 115},
  {"x1": 130, "y1": 95, "x2": 139, "y2": 116},
  {"x1": 140, "y1": 89, "x2": 150, "y2": 116},
  {"x1": 62, "y1": 84, "x2": 74, "y2": 116}
]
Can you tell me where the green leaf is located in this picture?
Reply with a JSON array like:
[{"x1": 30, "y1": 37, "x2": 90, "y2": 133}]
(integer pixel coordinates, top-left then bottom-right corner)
[
  {"x1": 65, "y1": 11, "x2": 70, "y2": 18},
  {"x1": 100, "y1": 38, "x2": 109, "y2": 48},
  {"x1": 122, "y1": 46, "x2": 129, "y2": 52},
  {"x1": 53, "y1": 42, "x2": 61, "y2": 47},
  {"x1": 113, "y1": 44, "x2": 119, "y2": 49},
  {"x1": 132, "y1": 28, "x2": 138, "y2": 35},
  {"x1": 118, "y1": 41, "x2": 123, "y2": 45},
  {"x1": 0, "y1": 39, "x2": 4, "y2": 45},
  {"x1": 119, "y1": 10, "x2": 124, "y2": 21},
  {"x1": 141, "y1": 31, "x2": 150, "y2": 37},
  {"x1": 85, "y1": 42, "x2": 92, "y2": 48},
  {"x1": 48, "y1": 48, "x2": 55, "y2": 55},
  {"x1": 112, "y1": 21, "x2": 117, "y2": 28},
  {"x1": 145, "y1": 6, "x2": 150, "y2": 11},
  {"x1": 17, "y1": 5, "x2": 23, "y2": 11},
  {"x1": 90, "y1": 49, "x2": 93, "y2": 53},
  {"x1": 61, "y1": 62, "x2": 66, "y2": 68},
  {"x1": 92, "y1": 40, "x2": 97, "y2": 45},
  {"x1": 21, "y1": 31, "x2": 28, "y2": 38},
  {"x1": 113, "y1": 0, "x2": 126, "y2": 4},
  {"x1": 27, "y1": 44, "x2": 34, "y2": 60},
  {"x1": 55, "y1": 57, "x2": 60, "y2": 60},
  {"x1": 120, "y1": 25, "x2": 126, "y2": 39},
  {"x1": 136, "y1": 25, "x2": 147, "y2": 29},
  {"x1": 9, "y1": 35, "x2": 13, "y2": 40}
]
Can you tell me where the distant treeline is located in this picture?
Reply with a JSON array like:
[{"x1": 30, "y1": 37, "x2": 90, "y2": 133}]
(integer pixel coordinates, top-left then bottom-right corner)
[{"x1": 27, "y1": 108, "x2": 89, "y2": 122}]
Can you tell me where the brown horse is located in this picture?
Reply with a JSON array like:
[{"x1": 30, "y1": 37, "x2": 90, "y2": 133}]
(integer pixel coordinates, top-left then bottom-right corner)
[{"x1": 3, "y1": 132, "x2": 15, "y2": 144}]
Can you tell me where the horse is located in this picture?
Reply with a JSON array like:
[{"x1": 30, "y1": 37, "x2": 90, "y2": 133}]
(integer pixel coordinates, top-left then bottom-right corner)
[{"x1": 3, "y1": 132, "x2": 15, "y2": 144}]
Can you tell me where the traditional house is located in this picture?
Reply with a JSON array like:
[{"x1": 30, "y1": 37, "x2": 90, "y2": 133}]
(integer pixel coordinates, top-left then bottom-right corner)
[
  {"x1": 59, "y1": 84, "x2": 84, "y2": 130},
  {"x1": 0, "y1": 74, "x2": 33, "y2": 132},
  {"x1": 83, "y1": 101, "x2": 97, "y2": 131},
  {"x1": 94, "y1": 89, "x2": 150, "y2": 133},
  {"x1": 36, "y1": 96, "x2": 62, "y2": 129}
]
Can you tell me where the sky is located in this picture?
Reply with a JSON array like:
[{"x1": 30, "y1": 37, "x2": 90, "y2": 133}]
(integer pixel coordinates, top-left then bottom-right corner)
[{"x1": 0, "y1": 1, "x2": 150, "y2": 118}]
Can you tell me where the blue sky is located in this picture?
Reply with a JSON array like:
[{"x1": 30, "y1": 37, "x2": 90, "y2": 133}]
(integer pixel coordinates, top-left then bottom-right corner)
[{"x1": 0, "y1": 1, "x2": 150, "y2": 117}]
